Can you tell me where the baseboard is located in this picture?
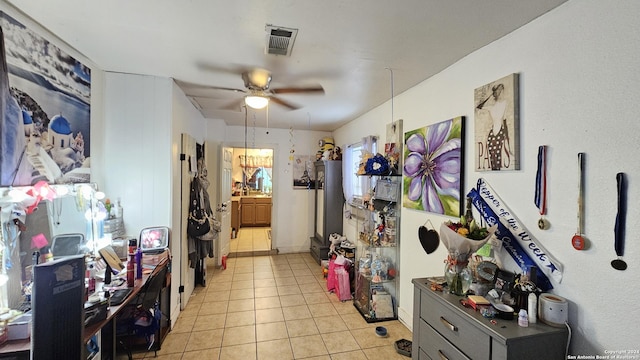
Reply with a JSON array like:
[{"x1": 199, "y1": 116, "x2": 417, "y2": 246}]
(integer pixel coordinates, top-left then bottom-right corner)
[
  {"x1": 228, "y1": 249, "x2": 278, "y2": 258},
  {"x1": 397, "y1": 306, "x2": 413, "y2": 332}
]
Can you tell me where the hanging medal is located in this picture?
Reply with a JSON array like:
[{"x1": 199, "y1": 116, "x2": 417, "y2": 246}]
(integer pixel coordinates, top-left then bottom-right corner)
[{"x1": 534, "y1": 145, "x2": 549, "y2": 230}]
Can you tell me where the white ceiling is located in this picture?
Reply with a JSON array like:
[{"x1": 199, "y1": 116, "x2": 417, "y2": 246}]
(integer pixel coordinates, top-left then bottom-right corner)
[{"x1": 7, "y1": 0, "x2": 567, "y2": 131}]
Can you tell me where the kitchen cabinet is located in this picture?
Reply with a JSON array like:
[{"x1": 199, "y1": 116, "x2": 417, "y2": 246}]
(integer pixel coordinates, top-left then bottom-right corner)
[
  {"x1": 240, "y1": 197, "x2": 271, "y2": 226},
  {"x1": 412, "y1": 277, "x2": 568, "y2": 360},
  {"x1": 353, "y1": 175, "x2": 400, "y2": 322},
  {"x1": 310, "y1": 160, "x2": 343, "y2": 264}
]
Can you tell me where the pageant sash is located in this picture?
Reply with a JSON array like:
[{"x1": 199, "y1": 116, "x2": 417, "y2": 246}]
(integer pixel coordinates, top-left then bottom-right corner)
[
  {"x1": 468, "y1": 188, "x2": 554, "y2": 291},
  {"x1": 472, "y1": 178, "x2": 563, "y2": 285}
]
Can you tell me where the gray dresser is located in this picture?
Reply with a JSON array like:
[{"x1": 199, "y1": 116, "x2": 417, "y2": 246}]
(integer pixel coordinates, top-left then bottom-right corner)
[{"x1": 412, "y1": 278, "x2": 568, "y2": 360}]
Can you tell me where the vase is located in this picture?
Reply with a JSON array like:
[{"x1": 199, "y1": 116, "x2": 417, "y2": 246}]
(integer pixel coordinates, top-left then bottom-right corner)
[{"x1": 444, "y1": 255, "x2": 472, "y2": 296}]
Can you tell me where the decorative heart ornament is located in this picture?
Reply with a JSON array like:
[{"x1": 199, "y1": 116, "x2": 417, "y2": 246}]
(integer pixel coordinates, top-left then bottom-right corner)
[{"x1": 418, "y1": 226, "x2": 440, "y2": 254}]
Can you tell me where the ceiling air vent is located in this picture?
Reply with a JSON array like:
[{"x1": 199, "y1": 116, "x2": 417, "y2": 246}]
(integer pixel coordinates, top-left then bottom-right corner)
[{"x1": 265, "y1": 24, "x2": 298, "y2": 56}]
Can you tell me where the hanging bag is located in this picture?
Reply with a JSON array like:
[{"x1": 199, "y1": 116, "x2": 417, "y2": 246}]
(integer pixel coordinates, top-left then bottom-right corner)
[
  {"x1": 187, "y1": 177, "x2": 210, "y2": 237},
  {"x1": 199, "y1": 215, "x2": 221, "y2": 241}
]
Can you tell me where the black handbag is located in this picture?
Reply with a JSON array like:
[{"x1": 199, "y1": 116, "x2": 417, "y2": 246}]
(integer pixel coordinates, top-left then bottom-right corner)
[
  {"x1": 188, "y1": 211, "x2": 210, "y2": 237},
  {"x1": 187, "y1": 177, "x2": 210, "y2": 237}
]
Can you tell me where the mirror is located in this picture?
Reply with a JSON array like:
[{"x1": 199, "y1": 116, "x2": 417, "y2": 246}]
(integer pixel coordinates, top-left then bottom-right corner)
[
  {"x1": 314, "y1": 165, "x2": 325, "y2": 241},
  {"x1": 0, "y1": 183, "x2": 107, "y2": 309},
  {"x1": 139, "y1": 226, "x2": 170, "y2": 254}
]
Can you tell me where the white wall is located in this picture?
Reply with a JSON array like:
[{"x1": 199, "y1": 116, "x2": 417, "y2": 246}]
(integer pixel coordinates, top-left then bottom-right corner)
[
  {"x1": 334, "y1": 0, "x2": 640, "y2": 353},
  {"x1": 102, "y1": 73, "x2": 172, "y2": 233},
  {"x1": 220, "y1": 125, "x2": 330, "y2": 253},
  {"x1": 103, "y1": 75, "x2": 213, "y2": 328}
]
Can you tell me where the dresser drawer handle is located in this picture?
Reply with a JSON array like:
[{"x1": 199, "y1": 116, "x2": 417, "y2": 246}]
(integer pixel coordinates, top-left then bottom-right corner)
[
  {"x1": 438, "y1": 349, "x2": 450, "y2": 360},
  {"x1": 439, "y1": 316, "x2": 458, "y2": 332}
]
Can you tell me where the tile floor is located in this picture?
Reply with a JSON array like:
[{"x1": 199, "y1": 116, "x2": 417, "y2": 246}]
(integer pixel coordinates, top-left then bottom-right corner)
[
  {"x1": 123, "y1": 252, "x2": 412, "y2": 359},
  {"x1": 229, "y1": 227, "x2": 271, "y2": 254}
]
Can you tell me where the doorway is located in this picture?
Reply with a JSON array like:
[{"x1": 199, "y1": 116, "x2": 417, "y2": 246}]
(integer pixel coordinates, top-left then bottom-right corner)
[{"x1": 230, "y1": 147, "x2": 274, "y2": 255}]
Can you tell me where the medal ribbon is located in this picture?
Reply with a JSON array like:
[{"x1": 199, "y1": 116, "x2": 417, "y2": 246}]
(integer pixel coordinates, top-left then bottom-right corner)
[{"x1": 534, "y1": 145, "x2": 547, "y2": 216}]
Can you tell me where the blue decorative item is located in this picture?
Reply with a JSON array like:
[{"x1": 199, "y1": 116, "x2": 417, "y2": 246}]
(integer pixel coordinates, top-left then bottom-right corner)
[
  {"x1": 365, "y1": 153, "x2": 389, "y2": 175},
  {"x1": 375, "y1": 326, "x2": 388, "y2": 337}
]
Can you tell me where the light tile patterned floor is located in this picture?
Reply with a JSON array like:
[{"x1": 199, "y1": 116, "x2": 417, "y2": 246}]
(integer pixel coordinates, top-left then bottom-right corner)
[
  {"x1": 230, "y1": 227, "x2": 271, "y2": 253},
  {"x1": 122, "y1": 252, "x2": 412, "y2": 359}
]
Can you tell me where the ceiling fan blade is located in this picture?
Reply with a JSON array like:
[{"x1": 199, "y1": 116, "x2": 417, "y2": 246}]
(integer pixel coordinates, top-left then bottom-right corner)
[
  {"x1": 270, "y1": 85, "x2": 324, "y2": 95},
  {"x1": 270, "y1": 96, "x2": 300, "y2": 110}
]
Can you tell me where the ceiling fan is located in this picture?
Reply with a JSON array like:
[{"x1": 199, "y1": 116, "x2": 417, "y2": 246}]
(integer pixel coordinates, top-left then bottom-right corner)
[{"x1": 183, "y1": 68, "x2": 324, "y2": 111}]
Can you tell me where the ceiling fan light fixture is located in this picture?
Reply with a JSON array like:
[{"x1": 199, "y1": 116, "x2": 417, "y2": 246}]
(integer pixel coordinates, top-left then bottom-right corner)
[{"x1": 245, "y1": 95, "x2": 269, "y2": 109}]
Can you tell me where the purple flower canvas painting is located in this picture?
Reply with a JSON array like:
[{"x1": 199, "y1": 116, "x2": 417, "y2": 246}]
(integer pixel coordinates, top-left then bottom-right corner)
[{"x1": 403, "y1": 117, "x2": 464, "y2": 217}]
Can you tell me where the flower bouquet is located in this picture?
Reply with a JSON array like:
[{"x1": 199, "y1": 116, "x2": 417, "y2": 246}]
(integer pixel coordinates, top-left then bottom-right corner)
[{"x1": 440, "y1": 218, "x2": 497, "y2": 295}]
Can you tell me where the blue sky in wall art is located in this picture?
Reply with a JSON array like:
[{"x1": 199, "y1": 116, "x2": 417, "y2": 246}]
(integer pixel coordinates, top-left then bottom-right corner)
[{"x1": 1, "y1": 12, "x2": 91, "y2": 186}]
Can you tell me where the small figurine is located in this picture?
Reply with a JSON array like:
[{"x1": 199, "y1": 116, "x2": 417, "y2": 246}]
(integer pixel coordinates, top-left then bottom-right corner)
[
  {"x1": 332, "y1": 146, "x2": 343, "y2": 160},
  {"x1": 318, "y1": 137, "x2": 335, "y2": 161}
]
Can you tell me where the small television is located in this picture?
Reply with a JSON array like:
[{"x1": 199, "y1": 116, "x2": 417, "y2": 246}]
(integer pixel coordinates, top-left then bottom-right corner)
[
  {"x1": 51, "y1": 233, "x2": 87, "y2": 259},
  {"x1": 139, "y1": 226, "x2": 170, "y2": 254}
]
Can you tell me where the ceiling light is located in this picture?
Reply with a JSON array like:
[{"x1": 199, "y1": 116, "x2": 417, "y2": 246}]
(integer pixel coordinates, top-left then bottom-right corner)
[{"x1": 245, "y1": 95, "x2": 269, "y2": 109}]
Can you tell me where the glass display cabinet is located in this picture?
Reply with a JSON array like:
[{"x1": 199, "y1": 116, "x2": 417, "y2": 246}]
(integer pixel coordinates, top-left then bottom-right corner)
[{"x1": 353, "y1": 175, "x2": 400, "y2": 322}]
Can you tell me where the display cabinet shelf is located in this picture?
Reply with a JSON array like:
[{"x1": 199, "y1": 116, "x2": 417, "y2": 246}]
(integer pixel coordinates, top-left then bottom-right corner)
[{"x1": 353, "y1": 175, "x2": 400, "y2": 323}]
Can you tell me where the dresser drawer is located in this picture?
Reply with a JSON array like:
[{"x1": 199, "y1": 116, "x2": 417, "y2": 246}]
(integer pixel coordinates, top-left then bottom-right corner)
[
  {"x1": 420, "y1": 292, "x2": 490, "y2": 359},
  {"x1": 419, "y1": 319, "x2": 470, "y2": 360},
  {"x1": 419, "y1": 347, "x2": 432, "y2": 360}
]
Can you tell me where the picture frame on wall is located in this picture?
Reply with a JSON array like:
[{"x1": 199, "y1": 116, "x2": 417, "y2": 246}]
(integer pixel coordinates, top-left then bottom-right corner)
[
  {"x1": 403, "y1": 116, "x2": 465, "y2": 217},
  {"x1": 384, "y1": 119, "x2": 403, "y2": 175},
  {"x1": 474, "y1": 73, "x2": 519, "y2": 171},
  {"x1": 0, "y1": 12, "x2": 92, "y2": 186},
  {"x1": 292, "y1": 155, "x2": 314, "y2": 189}
]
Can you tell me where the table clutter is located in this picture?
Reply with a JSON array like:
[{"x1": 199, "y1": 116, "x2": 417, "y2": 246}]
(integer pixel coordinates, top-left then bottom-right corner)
[{"x1": 413, "y1": 278, "x2": 569, "y2": 360}]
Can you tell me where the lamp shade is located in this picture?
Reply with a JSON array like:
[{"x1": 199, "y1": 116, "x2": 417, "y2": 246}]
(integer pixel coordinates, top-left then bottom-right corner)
[{"x1": 245, "y1": 95, "x2": 269, "y2": 109}]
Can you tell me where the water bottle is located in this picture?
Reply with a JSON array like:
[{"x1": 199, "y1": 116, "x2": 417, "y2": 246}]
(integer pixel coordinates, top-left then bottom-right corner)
[
  {"x1": 528, "y1": 292, "x2": 537, "y2": 324},
  {"x1": 135, "y1": 247, "x2": 143, "y2": 279},
  {"x1": 127, "y1": 253, "x2": 135, "y2": 287}
]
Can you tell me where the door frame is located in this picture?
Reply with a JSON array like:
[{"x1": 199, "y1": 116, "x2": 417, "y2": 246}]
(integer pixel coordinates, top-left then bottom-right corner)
[
  {"x1": 224, "y1": 142, "x2": 277, "y2": 249},
  {"x1": 180, "y1": 134, "x2": 197, "y2": 310},
  {"x1": 214, "y1": 144, "x2": 232, "y2": 266}
]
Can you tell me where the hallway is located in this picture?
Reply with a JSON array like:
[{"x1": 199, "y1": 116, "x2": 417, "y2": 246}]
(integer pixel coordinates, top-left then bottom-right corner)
[
  {"x1": 124, "y1": 252, "x2": 412, "y2": 359},
  {"x1": 230, "y1": 227, "x2": 272, "y2": 255}
]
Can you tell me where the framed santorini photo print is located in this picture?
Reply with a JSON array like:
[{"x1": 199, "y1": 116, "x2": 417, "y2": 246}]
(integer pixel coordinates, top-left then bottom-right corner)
[
  {"x1": 403, "y1": 116, "x2": 464, "y2": 217},
  {"x1": 1, "y1": 12, "x2": 91, "y2": 186},
  {"x1": 474, "y1": 73, "x2": 519, "y2": 171}
]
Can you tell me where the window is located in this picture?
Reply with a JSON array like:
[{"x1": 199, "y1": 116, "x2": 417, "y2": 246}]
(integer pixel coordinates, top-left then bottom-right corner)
[
  {"x1": 350, "y1": 142, "x2": 364, "y2": 199},
  {"x1": 344, "y1": 136, "x2": 377, "y2": 206}
]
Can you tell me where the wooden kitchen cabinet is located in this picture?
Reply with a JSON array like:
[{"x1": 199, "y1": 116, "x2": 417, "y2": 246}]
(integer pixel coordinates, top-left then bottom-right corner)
[
  {"x1": 254, "y1": 200, "x2": 271, "y2": 225},
  {"x1": 240, "y1": 197, "x2": 271, "y2": 226}
]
